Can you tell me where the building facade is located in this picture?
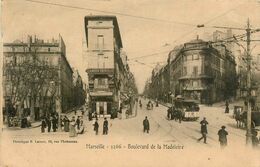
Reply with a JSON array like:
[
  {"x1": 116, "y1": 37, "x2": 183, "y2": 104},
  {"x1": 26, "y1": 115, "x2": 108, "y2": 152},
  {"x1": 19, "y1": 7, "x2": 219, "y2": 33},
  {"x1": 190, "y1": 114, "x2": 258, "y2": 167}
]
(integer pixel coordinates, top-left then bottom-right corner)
[
  {"x1": 144, "y1": 38, "x2": 237, "y2": 104},
  {"x1": 3, "y1": 35, "x2": 74, "y2": 121},
  {"x1": 85, "y1": 15, "x2": 137, "y2": 116}
]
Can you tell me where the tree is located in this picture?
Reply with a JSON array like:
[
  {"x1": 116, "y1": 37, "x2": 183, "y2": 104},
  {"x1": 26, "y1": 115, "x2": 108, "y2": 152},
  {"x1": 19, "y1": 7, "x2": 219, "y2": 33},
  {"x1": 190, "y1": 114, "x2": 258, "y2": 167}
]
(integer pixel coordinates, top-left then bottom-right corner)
[{"x1": 4, "y1": 46, "x2": 59, "y2": 120}]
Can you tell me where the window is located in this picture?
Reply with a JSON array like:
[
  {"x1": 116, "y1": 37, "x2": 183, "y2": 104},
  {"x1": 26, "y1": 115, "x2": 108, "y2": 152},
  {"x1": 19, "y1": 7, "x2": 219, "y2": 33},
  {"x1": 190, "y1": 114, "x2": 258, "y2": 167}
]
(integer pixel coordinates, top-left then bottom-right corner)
[
  {"x1": 183, "y1": 67, "x2": 187, "y2": 76},
  {"x1": 192, "y1": 81, "x2": 198, "y2": 87},
  {"x1": 48, "y1": 48, "x2": 50, "y2": 52},
  {"x1": 193, "y1": 66, "x2": 198, "y2": 76},
  {"x1": 183, "y1": 56, "x2": 187, "y2": 61},
  {"x1": 94, "y1": 78, "x2": 108, "y2": 89},
  {"x1": 97, "y1": 35, "x2": 104, "y2": 50},
  {"x1": 187, "y1": 55, "x2": 192, "y2": 61},
  {"x1": 193, "y1": 54, "x2": 199, "y2": 60}
]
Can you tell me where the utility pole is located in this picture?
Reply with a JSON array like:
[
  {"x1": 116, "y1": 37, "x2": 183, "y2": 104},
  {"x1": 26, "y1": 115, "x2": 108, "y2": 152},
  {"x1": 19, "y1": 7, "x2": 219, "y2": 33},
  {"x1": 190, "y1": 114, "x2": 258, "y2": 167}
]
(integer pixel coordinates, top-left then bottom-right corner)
[
  {"x1": 197, "y1": 19, "x2": 260, "y2": 146},
  {"x1": 245, "y1": 18, "x2": 252, "y2": 145}
]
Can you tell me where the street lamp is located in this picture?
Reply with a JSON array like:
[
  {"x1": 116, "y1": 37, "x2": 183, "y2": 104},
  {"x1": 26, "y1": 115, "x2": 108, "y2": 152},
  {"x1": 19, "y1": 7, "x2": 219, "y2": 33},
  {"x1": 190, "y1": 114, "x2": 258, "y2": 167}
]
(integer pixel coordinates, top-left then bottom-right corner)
[{"x1": 50, "y1": 81, "x2": 62, "y2": 131}]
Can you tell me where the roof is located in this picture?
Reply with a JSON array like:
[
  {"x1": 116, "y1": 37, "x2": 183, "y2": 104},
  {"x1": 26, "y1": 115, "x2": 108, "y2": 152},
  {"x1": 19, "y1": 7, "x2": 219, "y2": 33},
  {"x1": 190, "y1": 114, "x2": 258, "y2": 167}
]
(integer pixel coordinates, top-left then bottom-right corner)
[{"x1": 84, "y1": 15, "x2": 123, "y2": 48}]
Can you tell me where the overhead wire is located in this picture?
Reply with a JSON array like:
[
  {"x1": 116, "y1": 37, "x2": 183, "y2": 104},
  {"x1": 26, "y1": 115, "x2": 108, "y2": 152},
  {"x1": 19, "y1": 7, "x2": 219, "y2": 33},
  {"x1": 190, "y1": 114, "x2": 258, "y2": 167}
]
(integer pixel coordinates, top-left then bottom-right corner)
[
  {"x1": 23, "y1": 0, "x2": 196, "y2": 27},
  {"x1": 22, "y1": 0, "x2": 252, "y2": 69}
]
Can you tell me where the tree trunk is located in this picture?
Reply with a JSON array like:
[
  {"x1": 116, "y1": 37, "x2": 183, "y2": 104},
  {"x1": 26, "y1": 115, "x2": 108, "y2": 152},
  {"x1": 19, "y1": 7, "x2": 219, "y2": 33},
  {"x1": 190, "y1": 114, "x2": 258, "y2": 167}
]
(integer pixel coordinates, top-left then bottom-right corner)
[{"x1": 30, "y1": 96, "x2": 35, "y2": 121}]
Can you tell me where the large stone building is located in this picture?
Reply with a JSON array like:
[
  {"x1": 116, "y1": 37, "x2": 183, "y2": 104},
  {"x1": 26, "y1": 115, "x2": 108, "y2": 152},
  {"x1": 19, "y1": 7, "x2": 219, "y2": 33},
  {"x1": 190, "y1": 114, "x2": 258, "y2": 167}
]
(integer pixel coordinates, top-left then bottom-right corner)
[
  {"x1": 3, "y1": 35, "x2": 74, "y2": 120},
  {"x1": 85, "y1": 15, "x2": 137, "y2": 116},
  {"x1": 144, "y1": 37, "x2": 237, "y2": 104}
]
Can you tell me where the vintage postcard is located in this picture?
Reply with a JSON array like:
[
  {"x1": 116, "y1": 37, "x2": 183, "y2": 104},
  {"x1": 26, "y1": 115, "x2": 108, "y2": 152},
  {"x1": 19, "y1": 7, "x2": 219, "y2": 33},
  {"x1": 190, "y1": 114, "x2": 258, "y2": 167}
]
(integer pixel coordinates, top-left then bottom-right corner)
[{"x1": 1, "y1": 0, "x2": 260, "y2": 167}]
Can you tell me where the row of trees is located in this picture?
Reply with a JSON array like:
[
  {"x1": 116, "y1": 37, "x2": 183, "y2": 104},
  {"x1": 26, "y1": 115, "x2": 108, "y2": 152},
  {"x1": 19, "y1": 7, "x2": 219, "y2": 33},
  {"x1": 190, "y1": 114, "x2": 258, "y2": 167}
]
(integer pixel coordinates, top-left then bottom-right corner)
[{"x1": 4, "y1": 47, "x2": 59, "y2": 121}]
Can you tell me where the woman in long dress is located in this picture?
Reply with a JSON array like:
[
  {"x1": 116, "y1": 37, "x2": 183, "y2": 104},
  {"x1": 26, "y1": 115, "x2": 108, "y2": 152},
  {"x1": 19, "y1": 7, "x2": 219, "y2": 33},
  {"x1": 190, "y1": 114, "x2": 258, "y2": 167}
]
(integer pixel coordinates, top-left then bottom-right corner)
[
  {"x1": 64, "y1": 116, "x2": 70, "y2": 132},
  {"x1": 69, "y1": 116, "x2": 77, "y2": 137}
]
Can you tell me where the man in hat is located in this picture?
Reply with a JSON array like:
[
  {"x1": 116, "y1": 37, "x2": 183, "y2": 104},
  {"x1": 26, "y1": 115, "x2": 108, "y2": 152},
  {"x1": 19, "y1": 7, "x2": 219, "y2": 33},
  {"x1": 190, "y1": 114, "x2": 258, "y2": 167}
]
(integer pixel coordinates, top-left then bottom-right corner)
[
  {"x1": 218, "y1": 126, "x2": 228, "y2": 148},
  {"x1": 93, "y1": 119, "x2": 99, "y2": 135},
  {"x1": 143, "y1": 116, "x2": 150, "y2": 133},
  {"x1": 103, "y1": 117, "x2": 109, "y2": 135},
  {"x1": 198, "y1": 117, "x2": 208, "y2": 144}
]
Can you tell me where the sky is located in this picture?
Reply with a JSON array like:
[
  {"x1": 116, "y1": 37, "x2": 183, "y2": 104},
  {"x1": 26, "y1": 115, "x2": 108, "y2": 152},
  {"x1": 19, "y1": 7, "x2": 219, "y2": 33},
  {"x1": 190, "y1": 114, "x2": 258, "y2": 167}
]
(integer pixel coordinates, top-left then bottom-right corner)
[{"x1": 2, "y1": 0, "x2": 260, "y2": 93}]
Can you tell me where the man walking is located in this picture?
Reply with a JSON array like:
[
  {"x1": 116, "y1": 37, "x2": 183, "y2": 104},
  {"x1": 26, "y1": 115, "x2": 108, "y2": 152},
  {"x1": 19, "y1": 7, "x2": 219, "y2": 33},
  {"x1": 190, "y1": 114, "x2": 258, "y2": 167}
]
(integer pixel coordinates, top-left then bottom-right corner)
[
  {"x1": 46, "y1": 116, "x2": 52, "y2": 133},
  {"x1": 218, "y1": 126, "x2": 228, "y2": 148},
  {"x1": 198, "y1": 117, "x2": 208, "y2": 144},
  {"x1": 52, "y1": 116, "x2": 57, "y2": 132},
  {"x1": 41, "y1": 117, "x2": 47, "y2": 133},
  {"x1": 225, "y1": 101, "x2": 229, "y2": 113},
  {"x1": 103, "y1": 118, "x2": 109, "y2": 135},
  {"x1": 93, "y1": 119, "x2": 99, "y2": 135},
  {"x1": 143, "y1": 116, "x2": 150, "y2": 133},
  {"x1": 76, "y1": 116, "x2": 81, "y2": 130}
]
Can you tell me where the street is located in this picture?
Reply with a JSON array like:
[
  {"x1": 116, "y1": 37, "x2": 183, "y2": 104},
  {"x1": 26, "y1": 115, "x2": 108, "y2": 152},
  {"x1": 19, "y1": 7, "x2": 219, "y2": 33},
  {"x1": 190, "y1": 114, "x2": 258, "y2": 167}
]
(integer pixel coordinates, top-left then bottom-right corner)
[
  {"x1": 2, "y1": 98, "x2": 257, "y2": 149},
  {"x1": 2, "y1": 98, "x2": 260, "y2": 167}
]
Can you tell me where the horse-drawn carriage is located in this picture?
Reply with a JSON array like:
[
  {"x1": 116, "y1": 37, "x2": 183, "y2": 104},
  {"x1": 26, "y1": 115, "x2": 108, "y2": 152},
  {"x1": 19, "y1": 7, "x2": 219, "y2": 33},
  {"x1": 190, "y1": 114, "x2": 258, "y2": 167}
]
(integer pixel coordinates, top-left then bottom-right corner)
[{"x1": 234, "y1": 105, "x2": 260, "y2": 128}]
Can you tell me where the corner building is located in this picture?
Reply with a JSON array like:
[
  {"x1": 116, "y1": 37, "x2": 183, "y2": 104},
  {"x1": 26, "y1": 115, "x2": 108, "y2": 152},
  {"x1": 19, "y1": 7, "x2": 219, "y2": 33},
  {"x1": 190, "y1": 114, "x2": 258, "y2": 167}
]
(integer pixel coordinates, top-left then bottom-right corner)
[
  {"x1": 168, "y1": 39, "x2": 236, "y2": 104},
  {"x1": 85, "y1": 15, "x2": 123, "y2": 116}
]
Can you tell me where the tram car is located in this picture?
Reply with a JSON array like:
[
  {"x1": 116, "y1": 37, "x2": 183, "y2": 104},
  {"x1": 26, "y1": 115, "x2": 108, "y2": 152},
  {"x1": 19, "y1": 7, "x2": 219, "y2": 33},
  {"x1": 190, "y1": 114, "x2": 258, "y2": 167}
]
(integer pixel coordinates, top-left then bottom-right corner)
[{"x1": 173, "y1": 98, "x2": 200, "y2": 121}]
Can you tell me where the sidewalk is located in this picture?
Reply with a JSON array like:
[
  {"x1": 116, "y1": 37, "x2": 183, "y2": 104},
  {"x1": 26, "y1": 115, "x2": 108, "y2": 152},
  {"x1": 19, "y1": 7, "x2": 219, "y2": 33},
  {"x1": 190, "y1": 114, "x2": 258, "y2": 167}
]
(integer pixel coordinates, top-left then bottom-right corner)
[
  {"x1": 2, "y1": 121, "x2": 41, "y2": 131},
  {"x1": 2, "y1": 107, "x2": 82, "y2": 131}
]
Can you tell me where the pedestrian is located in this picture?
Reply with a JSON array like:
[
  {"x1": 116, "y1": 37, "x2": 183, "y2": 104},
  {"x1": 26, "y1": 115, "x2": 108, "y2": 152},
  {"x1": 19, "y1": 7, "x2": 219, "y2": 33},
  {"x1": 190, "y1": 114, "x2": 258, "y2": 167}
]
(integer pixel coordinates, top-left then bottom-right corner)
[
  {"x1": 125, "y1": 109, "x2": 129, "y2": 119},
  {"x1": 63, "y1": 116, "x2": 70, "y2": 132},
  {"x1": 198, "y1": 117, "x2": 208, "y2": 144},
  {"x1": 143, "y1": 116, "x2": 150, "y2": 133},
  {"x1": 46, "y1": 116, "x2": 52, "y2": 132},
  {"x1": 218, "y1": 126, "x2": 228, "y2": 148},
  {"x1": 118, "y1": 107, "x2": 122, "y2": 119},
  {"x1": 88, "y1": 111, "x2": 93, "y2": 121},
  {"x1": 77, "y1": 117, "x2": 85, "y2": 134},
  {"x1": 167, "y1": 107, "x2": 171, "y2": 120},
  {"x1": 52, "y1": 116, "x2": 57, "y2": 132},
  {"x1": 94, "y1": 119, "x2": 99, "y2": 135},
  {"x1": 252, "y1": 128, "x2": 259, "y2": 147},
  {"x1": 81, "y1": 110, "x2": 84, "y2": 116},
  {"x1": 41, "y1": 117, "x2": 47, "y2": 133},
  {"x1": 69, "y1": 116, "x2": 77, "y2": 137},
  {"x1": 225, "y1": 101, "x2": 229, "y2": 113},
  {"x1": 94, "y1": 112, "x2": 98, "y2": 119},
  {"x1": 26, "y1": 115, "x2": 31, "y2": 127},
  {"x1": 103, "y1": 117, "x2": 109, "y2": 135},
  {"x1": 76, "y1": 116, "x2": 80, "y2": 130}
]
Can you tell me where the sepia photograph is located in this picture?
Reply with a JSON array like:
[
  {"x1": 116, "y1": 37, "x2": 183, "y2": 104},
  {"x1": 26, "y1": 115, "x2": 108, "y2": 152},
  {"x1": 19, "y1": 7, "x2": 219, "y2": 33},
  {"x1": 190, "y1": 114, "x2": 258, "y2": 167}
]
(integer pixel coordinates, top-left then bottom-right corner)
[{"x1": 1, "y1": 0, "x2": 260, "y2": 166}]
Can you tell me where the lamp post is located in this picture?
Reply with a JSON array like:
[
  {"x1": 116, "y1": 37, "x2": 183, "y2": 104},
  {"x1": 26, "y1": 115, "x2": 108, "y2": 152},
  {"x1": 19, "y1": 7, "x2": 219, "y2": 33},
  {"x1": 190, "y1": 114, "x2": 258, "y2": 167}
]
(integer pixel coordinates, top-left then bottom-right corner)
[{"x1": 50, "y1": 80, "x2": 62, "y2": 131}]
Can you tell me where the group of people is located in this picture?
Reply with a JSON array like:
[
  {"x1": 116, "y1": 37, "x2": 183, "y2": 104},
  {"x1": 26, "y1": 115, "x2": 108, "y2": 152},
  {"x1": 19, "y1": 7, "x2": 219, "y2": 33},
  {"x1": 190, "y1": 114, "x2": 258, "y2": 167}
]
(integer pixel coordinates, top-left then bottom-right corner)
[
  {"x1": 197, "y1": 117, "x2": 259, "y2": 148},
  {"x1": 197, "y1": 117, "x2": 228, "y2": 148},
  {"x1": 93, "y1": 118, "x2": 109, "y2": 135},
  {"x1": 41, "y1": 114, "x2": 59, "y2": 133},
  {"x1": 167, "y1": 106, "x2": 183, "y2": 123},
  {"x1": 68, "y1": 116, "x2": 85, "y2": 137}
]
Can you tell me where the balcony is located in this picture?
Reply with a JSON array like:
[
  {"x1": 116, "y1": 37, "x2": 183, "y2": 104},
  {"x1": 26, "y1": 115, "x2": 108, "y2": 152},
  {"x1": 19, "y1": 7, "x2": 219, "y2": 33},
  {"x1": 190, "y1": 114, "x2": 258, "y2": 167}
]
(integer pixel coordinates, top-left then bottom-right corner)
[{"x1": 86, "y1": 68, "x2": 114, "y2": 74}]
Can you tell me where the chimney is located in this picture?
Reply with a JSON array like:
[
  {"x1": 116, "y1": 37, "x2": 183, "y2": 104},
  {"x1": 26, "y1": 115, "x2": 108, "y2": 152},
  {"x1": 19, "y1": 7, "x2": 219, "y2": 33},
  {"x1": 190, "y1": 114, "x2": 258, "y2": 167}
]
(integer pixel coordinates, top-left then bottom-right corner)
[{"x1": 196, "y1": 35, "x2": 199, "y2": 40}]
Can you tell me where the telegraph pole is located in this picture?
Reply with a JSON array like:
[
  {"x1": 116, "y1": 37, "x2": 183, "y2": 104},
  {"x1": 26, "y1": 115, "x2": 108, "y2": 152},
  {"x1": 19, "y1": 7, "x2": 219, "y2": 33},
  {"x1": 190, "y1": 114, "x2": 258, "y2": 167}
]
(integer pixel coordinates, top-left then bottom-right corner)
[
  {"x1": 197, "y1": 19, "x2": 260, "y2": 146},
  {"x1": 245, "y1": 18, "x2": 252, "y2": 145}
]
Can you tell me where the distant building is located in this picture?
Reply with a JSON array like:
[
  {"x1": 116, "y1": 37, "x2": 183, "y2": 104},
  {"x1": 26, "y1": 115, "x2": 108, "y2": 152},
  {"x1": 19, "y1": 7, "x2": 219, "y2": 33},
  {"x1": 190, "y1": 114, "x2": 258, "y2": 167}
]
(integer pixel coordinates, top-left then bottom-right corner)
[
  {"x1": 84, "y1": 15, "x2": 137, "y2": 116},
  {"x1": 3, "y1": 35, "x2": 74, "y2": 120},
  {"x1": 144, "y1": 37, "x2": 237, "y2": 104}
]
